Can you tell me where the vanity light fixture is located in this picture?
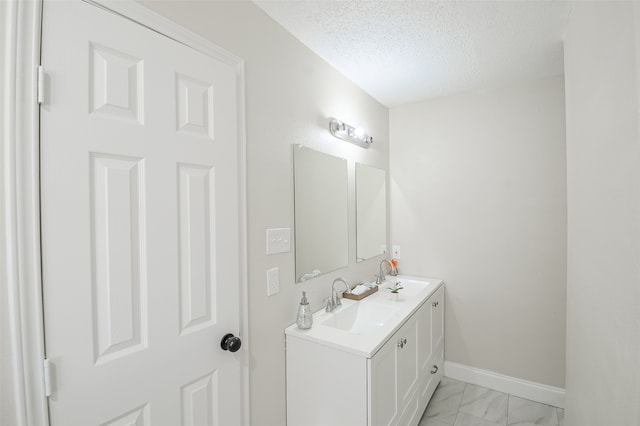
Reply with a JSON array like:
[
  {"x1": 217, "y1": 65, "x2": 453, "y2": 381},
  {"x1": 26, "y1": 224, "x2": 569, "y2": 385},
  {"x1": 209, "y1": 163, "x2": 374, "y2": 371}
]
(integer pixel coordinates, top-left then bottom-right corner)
[{"x1": 329, "y1": 118, "x2": 373, "y2": 148}]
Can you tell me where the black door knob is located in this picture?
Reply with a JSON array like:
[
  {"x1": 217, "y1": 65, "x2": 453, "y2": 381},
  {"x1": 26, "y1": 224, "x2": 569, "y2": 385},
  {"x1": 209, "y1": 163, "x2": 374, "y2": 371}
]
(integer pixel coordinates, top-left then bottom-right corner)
[{"x1": 220, "y1": 333, "x2": 242, "y2": 352}]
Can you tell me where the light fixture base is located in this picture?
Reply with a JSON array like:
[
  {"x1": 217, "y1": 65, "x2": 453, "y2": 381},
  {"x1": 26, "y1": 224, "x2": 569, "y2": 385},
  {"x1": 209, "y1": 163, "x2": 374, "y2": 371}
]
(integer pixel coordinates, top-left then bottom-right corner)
[{"x1": 329, "y1": 118, "x2": 373, "y2": 148}]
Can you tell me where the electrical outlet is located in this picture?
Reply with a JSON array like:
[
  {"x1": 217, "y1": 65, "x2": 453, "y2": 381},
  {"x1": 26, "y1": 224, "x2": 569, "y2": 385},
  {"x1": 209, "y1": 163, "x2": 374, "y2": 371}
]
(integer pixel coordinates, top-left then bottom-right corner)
[
  {"x1": 267, "y1": 267, "x2": 280, "y2": 296},
  {"x1": 392, "y1": 245, "x2": 401, "y2": 259}
]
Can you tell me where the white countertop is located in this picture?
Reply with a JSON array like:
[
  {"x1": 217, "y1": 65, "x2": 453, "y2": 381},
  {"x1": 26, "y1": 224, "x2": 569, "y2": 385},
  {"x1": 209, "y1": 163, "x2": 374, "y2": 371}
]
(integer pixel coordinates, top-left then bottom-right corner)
[{"x1": 285, "y1": 275, "x2": 444, "y2": 358}]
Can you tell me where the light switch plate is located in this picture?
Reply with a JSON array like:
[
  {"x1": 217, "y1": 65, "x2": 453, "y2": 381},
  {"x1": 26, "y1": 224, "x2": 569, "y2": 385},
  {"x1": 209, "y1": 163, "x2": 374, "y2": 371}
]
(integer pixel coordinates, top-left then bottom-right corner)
[
  {"x1": 392, "y1": 245, "x2": 401, "y2": 259},
  {"x1": 266, "y1": 228, "x2": 291, "y2": 255},
  {"x1": 267, "y1": 267, "x2": 280, "y2": 296}
]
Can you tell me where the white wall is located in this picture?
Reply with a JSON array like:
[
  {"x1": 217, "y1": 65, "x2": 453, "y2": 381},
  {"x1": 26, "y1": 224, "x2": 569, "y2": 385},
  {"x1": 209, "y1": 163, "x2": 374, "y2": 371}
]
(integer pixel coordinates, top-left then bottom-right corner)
[
  {"x1": 564, "y1": 2, "x2": 640, "y2": 425},
  {"x1": 139, "y1": 2, "x2": 389, "y2": 424},
  {"x1": 390, "y1": 77, "x2": 567, "y2": 388}
]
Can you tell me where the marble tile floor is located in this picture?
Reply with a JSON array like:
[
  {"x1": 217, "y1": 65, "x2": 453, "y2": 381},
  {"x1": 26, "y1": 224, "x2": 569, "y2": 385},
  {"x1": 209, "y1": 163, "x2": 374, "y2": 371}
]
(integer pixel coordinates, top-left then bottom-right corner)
[{"x1": 419, "y1": 377, "x2": 565, "y2": 426}]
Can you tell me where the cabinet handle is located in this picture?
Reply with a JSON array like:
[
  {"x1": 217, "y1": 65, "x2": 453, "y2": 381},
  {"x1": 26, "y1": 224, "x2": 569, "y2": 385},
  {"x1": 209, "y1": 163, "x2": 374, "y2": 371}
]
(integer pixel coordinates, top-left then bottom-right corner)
[
  {"x1": 397, "y1": 340, "x2": 404, "y2": 349},
  {"x1": 431, "y1": 365, "x2": 439, "y2": 374},
  {"x1": 432, "y1": 301, "x2": 439, "y2": 308},
  {"x1": 402, "y1": 338, "x2": 407, "y2": 345}
]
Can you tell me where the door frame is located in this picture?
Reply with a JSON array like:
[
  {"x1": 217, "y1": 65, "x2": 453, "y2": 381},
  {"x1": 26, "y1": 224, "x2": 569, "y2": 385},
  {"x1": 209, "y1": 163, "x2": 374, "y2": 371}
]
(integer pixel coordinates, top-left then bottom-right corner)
[{"x1": 0, "y1": 1, "x2": 249, "y2": 425}]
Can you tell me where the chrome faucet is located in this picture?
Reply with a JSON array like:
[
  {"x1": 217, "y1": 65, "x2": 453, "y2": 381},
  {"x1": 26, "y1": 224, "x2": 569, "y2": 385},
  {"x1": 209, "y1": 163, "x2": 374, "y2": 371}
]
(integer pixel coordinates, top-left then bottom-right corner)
[
  {"x1": 325, "y1": 277, "x2": 351, "y2": 312},
  {"x1": 375, "y1": 259, "x2": 398, "y2": 285}
]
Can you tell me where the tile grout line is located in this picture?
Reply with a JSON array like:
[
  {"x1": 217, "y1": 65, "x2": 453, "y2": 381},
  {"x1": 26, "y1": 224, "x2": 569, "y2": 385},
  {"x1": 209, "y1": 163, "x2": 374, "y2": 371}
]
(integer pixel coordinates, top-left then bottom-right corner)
[{"x1": 451, "y1": 382, "x2": 467, "y2": 426}]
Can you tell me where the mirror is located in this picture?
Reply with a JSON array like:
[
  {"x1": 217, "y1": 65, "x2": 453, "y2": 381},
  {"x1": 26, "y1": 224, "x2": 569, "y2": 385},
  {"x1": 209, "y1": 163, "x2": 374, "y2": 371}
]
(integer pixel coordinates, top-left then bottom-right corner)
[
  {"x1": 293, "y1": 145, "x2": 349, "y2": 282},
  {"x1": 356, "y1": 163, "x2": 387, "y2": 262}
]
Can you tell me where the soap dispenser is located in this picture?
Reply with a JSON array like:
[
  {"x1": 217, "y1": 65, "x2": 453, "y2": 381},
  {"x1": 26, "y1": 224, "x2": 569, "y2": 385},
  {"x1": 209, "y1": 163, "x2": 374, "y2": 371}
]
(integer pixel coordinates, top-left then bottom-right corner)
[{"x1": 296, "y1": 291, "x2": 313, "y2": 330}]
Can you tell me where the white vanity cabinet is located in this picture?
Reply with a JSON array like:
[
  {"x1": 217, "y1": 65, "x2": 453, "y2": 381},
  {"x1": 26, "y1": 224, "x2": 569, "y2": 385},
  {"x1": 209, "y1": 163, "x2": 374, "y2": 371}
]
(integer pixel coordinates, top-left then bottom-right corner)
[{"x1": 286, "y1": 279, "x2": 444, "y2": 426}]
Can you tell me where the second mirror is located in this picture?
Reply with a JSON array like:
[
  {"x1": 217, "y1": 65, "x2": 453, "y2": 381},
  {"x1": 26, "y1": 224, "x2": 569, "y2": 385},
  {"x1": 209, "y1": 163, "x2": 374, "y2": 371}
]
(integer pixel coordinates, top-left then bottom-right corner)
[{"x1": 356, "y1": 163, "x2": 387, "y2": 262}]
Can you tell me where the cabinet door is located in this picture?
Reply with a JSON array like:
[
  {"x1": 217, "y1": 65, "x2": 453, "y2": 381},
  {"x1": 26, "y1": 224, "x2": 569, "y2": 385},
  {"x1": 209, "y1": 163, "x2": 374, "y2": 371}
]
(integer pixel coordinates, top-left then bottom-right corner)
[
  {"x1": 396, "y1": 314, "x2": 419, "y2": 411},
  {"x1": 417, "y1": 301, "x2": 432, "y2": 375},
  {"x1": 370, "y1": 313, "x2": 420, "y2": 426},
  {"x1": 421, "y1": 286, "x2": 445, "y2": 411},
  {"x1": 369, "y1": 336, "x2": 398, "y2": 426},
  {"x1": 431, "y1": 286, "x2": 444, "y2": 349},
  {"x1": 417, "y1": 285, "x2": 446, "y2": 418}
]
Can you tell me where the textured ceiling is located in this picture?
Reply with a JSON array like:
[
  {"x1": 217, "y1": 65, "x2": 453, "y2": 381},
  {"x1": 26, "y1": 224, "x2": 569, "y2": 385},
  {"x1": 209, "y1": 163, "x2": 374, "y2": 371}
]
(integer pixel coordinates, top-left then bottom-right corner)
[{"x1": 253, "y1": 0, "x2": 572, "y2": 107}]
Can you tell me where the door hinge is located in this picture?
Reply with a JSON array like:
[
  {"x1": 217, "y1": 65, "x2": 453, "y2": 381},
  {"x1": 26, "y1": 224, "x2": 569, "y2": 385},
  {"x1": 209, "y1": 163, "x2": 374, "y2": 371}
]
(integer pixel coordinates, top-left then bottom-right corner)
[
  {"x1": 43, "y1": 358, "x2": 53, "y2": 397},
  {"x1": 37, "y1": 65, "x2": 46, "y2": 104}
]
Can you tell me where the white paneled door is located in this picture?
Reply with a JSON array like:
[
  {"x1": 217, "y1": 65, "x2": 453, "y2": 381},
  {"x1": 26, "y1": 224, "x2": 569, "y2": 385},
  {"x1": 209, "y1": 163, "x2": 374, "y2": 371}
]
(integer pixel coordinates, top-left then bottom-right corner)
[{"x1": 40, "y1": 1, "x2": 244, "y2": 425}]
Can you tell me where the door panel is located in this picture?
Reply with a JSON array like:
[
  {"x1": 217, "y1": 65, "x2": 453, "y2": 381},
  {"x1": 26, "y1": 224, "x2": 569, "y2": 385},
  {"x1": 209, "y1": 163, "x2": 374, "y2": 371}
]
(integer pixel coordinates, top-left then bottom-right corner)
[
  {"x1": 177, "y1": 163, "x2": 217, "y2": 335},
  {"x1": 369, "y1": 338, "x2": 398, "y2": 426},
  {"x1": 91, "y1": 153, "x2": 147, "y2": 364},
  {"x1": 417, "y1": 301, "x2": 432, "y2": 377},
  {"x1": 40, "y1": 1, "x2": 242, "y2": 424},
  {"x1": 396, "y1": 315, "x2": 418, "y2": 410},
  {"x1": 431, "y1": 286, "x2": 444, "y2": 350}
]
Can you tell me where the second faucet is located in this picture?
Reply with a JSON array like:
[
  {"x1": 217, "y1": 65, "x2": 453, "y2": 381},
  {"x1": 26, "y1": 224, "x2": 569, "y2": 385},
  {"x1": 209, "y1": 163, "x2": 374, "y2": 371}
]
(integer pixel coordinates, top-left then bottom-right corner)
[{"x1": 375, "y1": 259, "x2": 398, "y2": 285}]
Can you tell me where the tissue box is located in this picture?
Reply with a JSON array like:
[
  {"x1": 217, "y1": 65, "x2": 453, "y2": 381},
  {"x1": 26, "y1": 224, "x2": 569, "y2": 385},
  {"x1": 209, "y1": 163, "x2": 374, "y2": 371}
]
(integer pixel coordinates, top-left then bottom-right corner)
[{"x1": 342, "y1": 285, "x2": 378, "y2": 301}]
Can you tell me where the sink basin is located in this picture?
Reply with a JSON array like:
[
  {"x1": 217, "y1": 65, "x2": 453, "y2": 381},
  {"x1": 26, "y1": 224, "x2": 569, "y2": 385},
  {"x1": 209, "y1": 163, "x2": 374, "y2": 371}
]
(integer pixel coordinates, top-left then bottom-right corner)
[{"x1": 321, "y1": 302, "x2": 398, "y2": 336}]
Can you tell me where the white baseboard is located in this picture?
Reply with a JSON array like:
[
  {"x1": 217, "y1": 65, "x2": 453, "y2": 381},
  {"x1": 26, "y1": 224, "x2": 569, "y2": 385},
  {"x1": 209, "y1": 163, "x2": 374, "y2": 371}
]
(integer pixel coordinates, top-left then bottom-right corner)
[{"x1": 444, "y1": 361, "x2": 565, "y2": 409}]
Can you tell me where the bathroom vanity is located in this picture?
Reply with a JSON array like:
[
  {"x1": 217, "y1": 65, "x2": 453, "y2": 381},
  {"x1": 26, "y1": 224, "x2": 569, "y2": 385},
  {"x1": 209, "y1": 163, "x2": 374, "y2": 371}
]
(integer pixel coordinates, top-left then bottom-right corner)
[{"x1": 285, "y1": 276, "x2": 444, "y2": 426}]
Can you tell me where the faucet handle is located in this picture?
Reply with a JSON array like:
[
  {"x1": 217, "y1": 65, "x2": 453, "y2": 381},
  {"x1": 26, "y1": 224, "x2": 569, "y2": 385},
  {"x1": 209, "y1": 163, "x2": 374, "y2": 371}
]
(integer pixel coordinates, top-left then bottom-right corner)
[
  {"x1": 334, "y1": 291, "x2": 342, "y2": 306},
  {"x1": 324, "y1": 297, "x2": 335, "y2": 312}
]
